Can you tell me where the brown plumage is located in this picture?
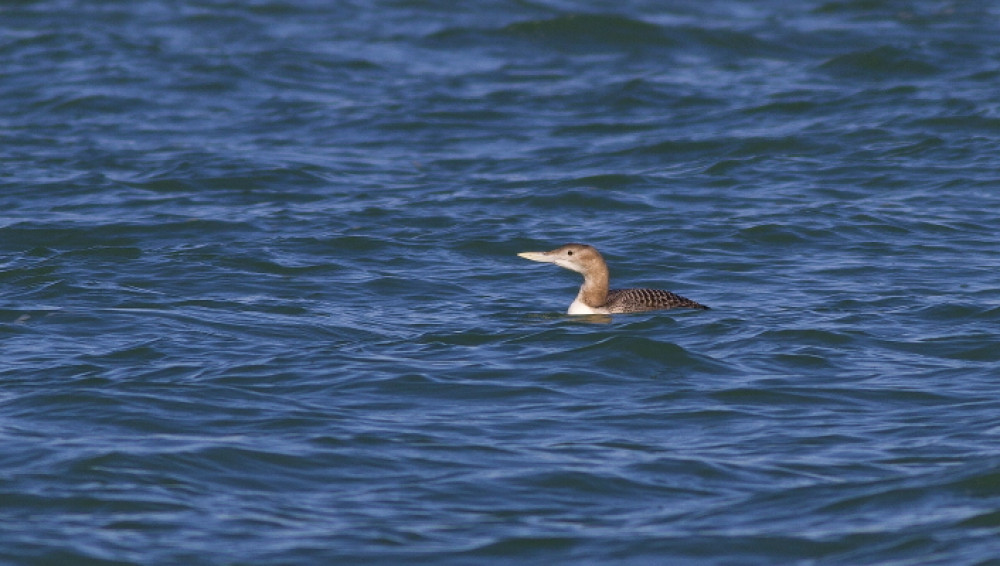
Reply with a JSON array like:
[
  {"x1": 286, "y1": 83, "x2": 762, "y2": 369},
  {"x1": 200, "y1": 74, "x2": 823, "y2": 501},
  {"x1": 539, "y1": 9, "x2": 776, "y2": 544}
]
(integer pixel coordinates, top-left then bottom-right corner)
[
  {"x1": 517, "y1": 243, "x2": 709, "y2": 315},
  {"x1": 604, "y1": 288, "x2": 708, "y2": 313}
]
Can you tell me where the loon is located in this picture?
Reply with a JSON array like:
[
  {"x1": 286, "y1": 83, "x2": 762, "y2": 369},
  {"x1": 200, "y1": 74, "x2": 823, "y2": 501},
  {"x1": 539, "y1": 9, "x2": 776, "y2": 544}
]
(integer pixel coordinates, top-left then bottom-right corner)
[{"x1": 517, "y1": 243, "x2": 709, "y2": 315}]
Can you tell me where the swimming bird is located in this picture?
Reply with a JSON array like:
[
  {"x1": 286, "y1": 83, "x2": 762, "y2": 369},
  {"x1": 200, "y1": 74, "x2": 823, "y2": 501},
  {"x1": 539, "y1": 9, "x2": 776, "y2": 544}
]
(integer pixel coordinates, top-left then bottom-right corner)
[{"x1": 517, "y1": 243, "x2": 709, "y2": 315}]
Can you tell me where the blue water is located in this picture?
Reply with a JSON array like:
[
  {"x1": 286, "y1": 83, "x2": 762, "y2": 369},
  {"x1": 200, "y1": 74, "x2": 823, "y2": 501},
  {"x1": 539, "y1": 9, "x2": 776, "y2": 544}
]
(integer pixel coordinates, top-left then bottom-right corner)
[{"x1": 3, "y1": 1, "x2": 1000, "y2": 564}]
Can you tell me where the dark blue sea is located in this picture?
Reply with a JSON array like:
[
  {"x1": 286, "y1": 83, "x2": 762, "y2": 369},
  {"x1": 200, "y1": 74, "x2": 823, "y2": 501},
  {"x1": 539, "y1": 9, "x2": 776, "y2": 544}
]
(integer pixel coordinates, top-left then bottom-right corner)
[{"x1": 3, "y1": 1, "x2": 1000, "y2": 564}]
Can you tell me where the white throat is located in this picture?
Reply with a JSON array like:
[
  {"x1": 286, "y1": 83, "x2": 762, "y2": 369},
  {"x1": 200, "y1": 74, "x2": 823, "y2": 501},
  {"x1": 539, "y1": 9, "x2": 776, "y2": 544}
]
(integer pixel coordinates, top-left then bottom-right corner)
[
  {"x1": 568, "y1": 299, "x2": 603, "y2": 315},
  {"x1": 568, "y1": 287, "x2": 609, "y2": 315}
]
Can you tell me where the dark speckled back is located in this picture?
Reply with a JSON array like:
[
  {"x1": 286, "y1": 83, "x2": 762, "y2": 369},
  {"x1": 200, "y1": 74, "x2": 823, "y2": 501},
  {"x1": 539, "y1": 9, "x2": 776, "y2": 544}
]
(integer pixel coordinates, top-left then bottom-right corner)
[{"x1": 603, "y1": 288, "x2": 709, "y2": 313}]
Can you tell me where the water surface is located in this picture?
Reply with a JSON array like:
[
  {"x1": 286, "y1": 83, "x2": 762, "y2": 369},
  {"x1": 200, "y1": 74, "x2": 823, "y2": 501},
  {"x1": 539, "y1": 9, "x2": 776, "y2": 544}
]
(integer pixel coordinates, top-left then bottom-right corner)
[{"x1": 3, "y1": 1, "x2": 1000, "y2": 564}]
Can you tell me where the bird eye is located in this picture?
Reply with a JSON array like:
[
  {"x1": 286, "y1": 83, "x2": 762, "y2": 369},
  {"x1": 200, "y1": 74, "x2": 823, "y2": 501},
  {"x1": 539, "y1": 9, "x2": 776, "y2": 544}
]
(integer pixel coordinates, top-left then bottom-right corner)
[{"x1": 567, "y1": 250, "x2": 573, "y2": 256}]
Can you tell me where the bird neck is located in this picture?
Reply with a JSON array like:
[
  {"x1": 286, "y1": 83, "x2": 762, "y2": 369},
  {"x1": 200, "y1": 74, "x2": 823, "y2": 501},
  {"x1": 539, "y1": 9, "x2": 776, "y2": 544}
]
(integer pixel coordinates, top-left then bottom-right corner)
[{"x1": 575, "y1": 264, "x2": 609, "y2": 307}]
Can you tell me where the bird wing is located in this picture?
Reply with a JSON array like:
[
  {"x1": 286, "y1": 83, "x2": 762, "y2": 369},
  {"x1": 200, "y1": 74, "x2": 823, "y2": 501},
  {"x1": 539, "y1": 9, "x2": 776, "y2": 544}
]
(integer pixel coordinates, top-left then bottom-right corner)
[{"x1": 603, "y1": 288, "x2": 709, "y2": 313}]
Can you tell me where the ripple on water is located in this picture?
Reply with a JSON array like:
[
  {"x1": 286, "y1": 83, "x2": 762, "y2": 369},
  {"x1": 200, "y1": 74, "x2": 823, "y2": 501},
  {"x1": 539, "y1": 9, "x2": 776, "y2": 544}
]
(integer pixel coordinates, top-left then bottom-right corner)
[{"x1": 4, "y1": 1, "x2": 1000, "y2": 565}]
